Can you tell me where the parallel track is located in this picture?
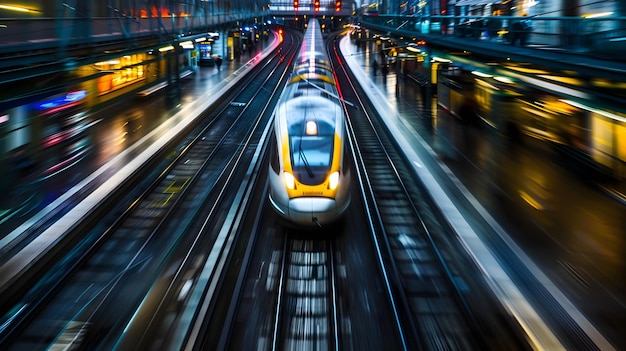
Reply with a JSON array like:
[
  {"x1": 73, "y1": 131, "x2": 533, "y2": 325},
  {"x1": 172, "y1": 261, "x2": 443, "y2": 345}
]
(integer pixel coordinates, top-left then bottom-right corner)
[
  {"x1": 0, "y1": 38, "x2": 292, "y2": 350},
  {"x1": 329, "y1": 33, "x2": 530, "y2": 350}
]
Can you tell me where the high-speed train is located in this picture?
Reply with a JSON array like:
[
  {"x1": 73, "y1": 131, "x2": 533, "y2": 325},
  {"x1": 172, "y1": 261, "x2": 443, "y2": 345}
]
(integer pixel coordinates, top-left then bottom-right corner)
[{"x1": 268, "y1": 19, "x2": 351, "y2": 227}]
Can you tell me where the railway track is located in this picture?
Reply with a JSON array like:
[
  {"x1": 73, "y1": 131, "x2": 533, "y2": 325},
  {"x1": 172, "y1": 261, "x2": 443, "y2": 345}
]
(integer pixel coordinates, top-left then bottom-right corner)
[
  {"x1": 0, "y1": 32, "x2": 298, "y2": 350},
  {"x1": 1, "y1": 28, "x2": 537, "y2": 350},
  {"x1": 328, "y1": 33, "x2": 532, "y2": 350},
  {"x1": 272, "y1": 233, "x2": 340, "y2": 350},
  {"x1": 203, "y1": 30, "x2": 529, "y2": 350}
]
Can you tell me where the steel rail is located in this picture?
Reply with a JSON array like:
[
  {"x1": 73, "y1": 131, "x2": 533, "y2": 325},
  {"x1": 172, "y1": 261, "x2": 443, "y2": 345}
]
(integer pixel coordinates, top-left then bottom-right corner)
[
  {"x1": 327, "y1": 33, "x2": 412, "y2": 351},
  {"x1": 0, "y1": 44, "x2": 285, "y2": 350},
  {"x1": 330, "y1": 33, "x2": 504, "y2": 350},
  {"x1": 131, "y1": 39, "x2": 299, "y2": 351}
]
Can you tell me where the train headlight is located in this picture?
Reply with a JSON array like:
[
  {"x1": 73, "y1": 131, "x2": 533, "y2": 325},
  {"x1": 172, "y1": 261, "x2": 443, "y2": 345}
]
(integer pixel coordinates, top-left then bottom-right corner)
[
  {"x1": 284, "y1": 172, "x2": 296, "y2": 189},
  {"x1": 328, "y1": 171, "x2": 339, "y2": 190}
]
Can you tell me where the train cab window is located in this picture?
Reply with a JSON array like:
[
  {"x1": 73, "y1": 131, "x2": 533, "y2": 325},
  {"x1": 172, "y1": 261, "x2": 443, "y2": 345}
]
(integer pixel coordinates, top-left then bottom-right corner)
[
  {"x1": 288, "y1": 117, "x2": 335, "y2": 182},
  {"x1": 290, "y1": 135, "x2": 334, "y2": 185},
  {"x1": 291, "y1": 136, "x2": 332, "y2": 167}
]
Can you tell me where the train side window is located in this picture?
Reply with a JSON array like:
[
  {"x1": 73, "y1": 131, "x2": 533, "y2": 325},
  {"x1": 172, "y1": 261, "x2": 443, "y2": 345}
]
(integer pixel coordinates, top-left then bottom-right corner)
[
  {"x1": 343, "y1": 137, "x2": 349, "y2": 170},
  {"x1": 270, "y1": 135, "x2": 280, "y2": 173}
]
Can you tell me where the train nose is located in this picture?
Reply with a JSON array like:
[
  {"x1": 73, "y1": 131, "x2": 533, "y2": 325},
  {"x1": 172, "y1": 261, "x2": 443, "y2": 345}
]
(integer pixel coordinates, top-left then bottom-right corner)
[{"x1": 288, "y1": 198, "x2": 337, "y2": 227}]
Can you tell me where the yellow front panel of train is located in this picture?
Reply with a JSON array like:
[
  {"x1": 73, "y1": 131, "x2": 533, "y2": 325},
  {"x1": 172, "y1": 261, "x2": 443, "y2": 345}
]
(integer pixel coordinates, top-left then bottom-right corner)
[{"x1": 282, "y1": 133, "x2": 342, "y2": 199}]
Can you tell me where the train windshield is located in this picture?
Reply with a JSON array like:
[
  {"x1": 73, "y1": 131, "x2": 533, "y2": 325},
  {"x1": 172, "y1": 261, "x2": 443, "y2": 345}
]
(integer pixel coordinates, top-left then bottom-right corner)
[{"x1": 290, "y1": 135, "x2": 334, "y2": 184}]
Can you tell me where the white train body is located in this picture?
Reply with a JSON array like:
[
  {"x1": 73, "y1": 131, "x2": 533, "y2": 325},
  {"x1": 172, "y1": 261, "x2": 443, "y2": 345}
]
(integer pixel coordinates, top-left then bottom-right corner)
[{"x1": 268, "y1": 19, "x2": 351, "y2": 227}]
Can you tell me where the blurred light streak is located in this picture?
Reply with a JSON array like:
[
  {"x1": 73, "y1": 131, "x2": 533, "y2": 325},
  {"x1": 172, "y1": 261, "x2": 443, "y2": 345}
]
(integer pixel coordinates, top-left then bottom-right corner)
[
  {"x1": 506, "y1": 66, "x2": 549, "y2": 74},
  {"x1": 519, "y1": 190, "x2": 543, "y2": 210},
  {"x1": 43, "y1": 146, "x2": 90, "y2": 178},
  {"x1": 475, "y1": 78, "x2": 498, "y2": 90},
  {"x1": 582, "y1": 12, "x2": 613, "y2": 19},
  {"x1": 178, "y1": 280, "x2": 193, "y2": 302},
  {"x1": 514, "y1": 75, "x2": 590, "y2": 99},
  {"x1": 493, "y1": 76, "x2": 514, "y2": 84},
  {"x1": 432, "y1": 56, "x2": 452, "y2": 63},
  {"x1": 537, "y1": 75, "x2": 583, "y2": 86},
  {"x1": 179, "y1": 40, "x2": 194, "y2": 49},
  {"x1": 471, "y1": 70, "x2": 492, "y2": 78},
  {"x1": 560, "y1": 99, "x2": 626, "y2": 123},
  {"x1": 0, "y1": 303, "x2": 29, "y2": 331},
  {"x1": 0, "y1": 4, "x2": 37, "y2": 13},
  {"x1": 159, "y1": 45, "x2": 175, "y2": 52},
  {"x1": 592, "y1": 78, "x2": 626, "y2": 89}
]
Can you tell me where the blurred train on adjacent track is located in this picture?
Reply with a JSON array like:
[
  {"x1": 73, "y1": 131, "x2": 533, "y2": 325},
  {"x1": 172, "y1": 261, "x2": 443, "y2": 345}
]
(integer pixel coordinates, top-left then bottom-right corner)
[{"x1": 268, "y1": 19, "x2": 351, "y2": 227}]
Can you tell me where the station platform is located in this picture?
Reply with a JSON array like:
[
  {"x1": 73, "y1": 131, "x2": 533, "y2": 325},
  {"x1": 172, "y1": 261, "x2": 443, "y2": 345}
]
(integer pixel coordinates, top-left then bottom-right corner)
[
  {"x1": 339, "y1": 34, "x2": 621, "y2": 350},
  {"x1": 0, "y1": 37, "x2": 279, "y2": 239},
  {"x1": 0, "y1": 35, "x2": 280, "y2": 291}
]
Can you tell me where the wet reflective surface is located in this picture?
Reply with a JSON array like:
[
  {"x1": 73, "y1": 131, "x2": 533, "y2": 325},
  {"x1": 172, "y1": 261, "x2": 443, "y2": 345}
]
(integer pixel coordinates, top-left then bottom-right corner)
[
  {"x1": 346, "y1": 38, "x2": 624, "y2": 348},
  {"x1": 1, "y1": 60, "x2": 247, "y2": 238}
]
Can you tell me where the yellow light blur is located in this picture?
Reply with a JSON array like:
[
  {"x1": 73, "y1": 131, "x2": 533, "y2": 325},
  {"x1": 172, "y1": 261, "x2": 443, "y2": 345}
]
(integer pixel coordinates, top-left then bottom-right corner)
[
  {"x1": 560, "y1": 99, "x2": 626, "y2": 123},
  {"x1": 592, "y1": 79, "x2": 626, "y2": 89},
  {"x1": 159, "y1": 45, "x2": 175, "y2": 52},
  {"x1": 519, "y1": 190, "x2": 543, "y2": 210},
  {"x1": 431, "y1": 62, "x2": 440, "y2": 84},
  {"x1": 475, "y1": 78, "x2": 499, "y2": 90},
  {"x1": 305, "y1": 120, "x2": 318, "y2": 135},
  {"x1": 406, "y1": 45, "x2": 421, "y2": 53},
  {"x1": 0, "y1": 4, "x2": 35, "y2": 13},
  {"x1": 328, "y1": 171, "x2": 339, "y2": 190},
  {"x1": 506, "y1": 66, "x2": 549, "y2": 74},
  {"x1": 582, "y1": 12, "x2": 613, "y2": 19},
  {"x1": 95, "y1": 60, "x2": 120, "y2": 66},
  {"x1": 515, "y1": 75, "x2": 589, "y2": 99},
  {"x1": 284, "y1": 172, "x2": 295, "y2": 189}
]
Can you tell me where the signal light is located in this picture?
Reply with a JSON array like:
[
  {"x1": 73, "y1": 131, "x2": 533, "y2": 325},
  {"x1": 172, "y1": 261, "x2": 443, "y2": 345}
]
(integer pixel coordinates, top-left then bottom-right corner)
[
  {"x1": 335, "y1": 0, "x2": 341, "y2": 12},
  {"x1": 313, "y1": 0, "x2": 320, "y2": 12},
  {"x1": 294, "y1": 0, "x2": 298, "y2": 11}
]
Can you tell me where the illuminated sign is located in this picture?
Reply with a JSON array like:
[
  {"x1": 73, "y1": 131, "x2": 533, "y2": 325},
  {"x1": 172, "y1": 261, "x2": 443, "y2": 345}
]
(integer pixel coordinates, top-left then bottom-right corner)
[{"x1": 36, "y1": 90, "x2": 87, "y2": 112}]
